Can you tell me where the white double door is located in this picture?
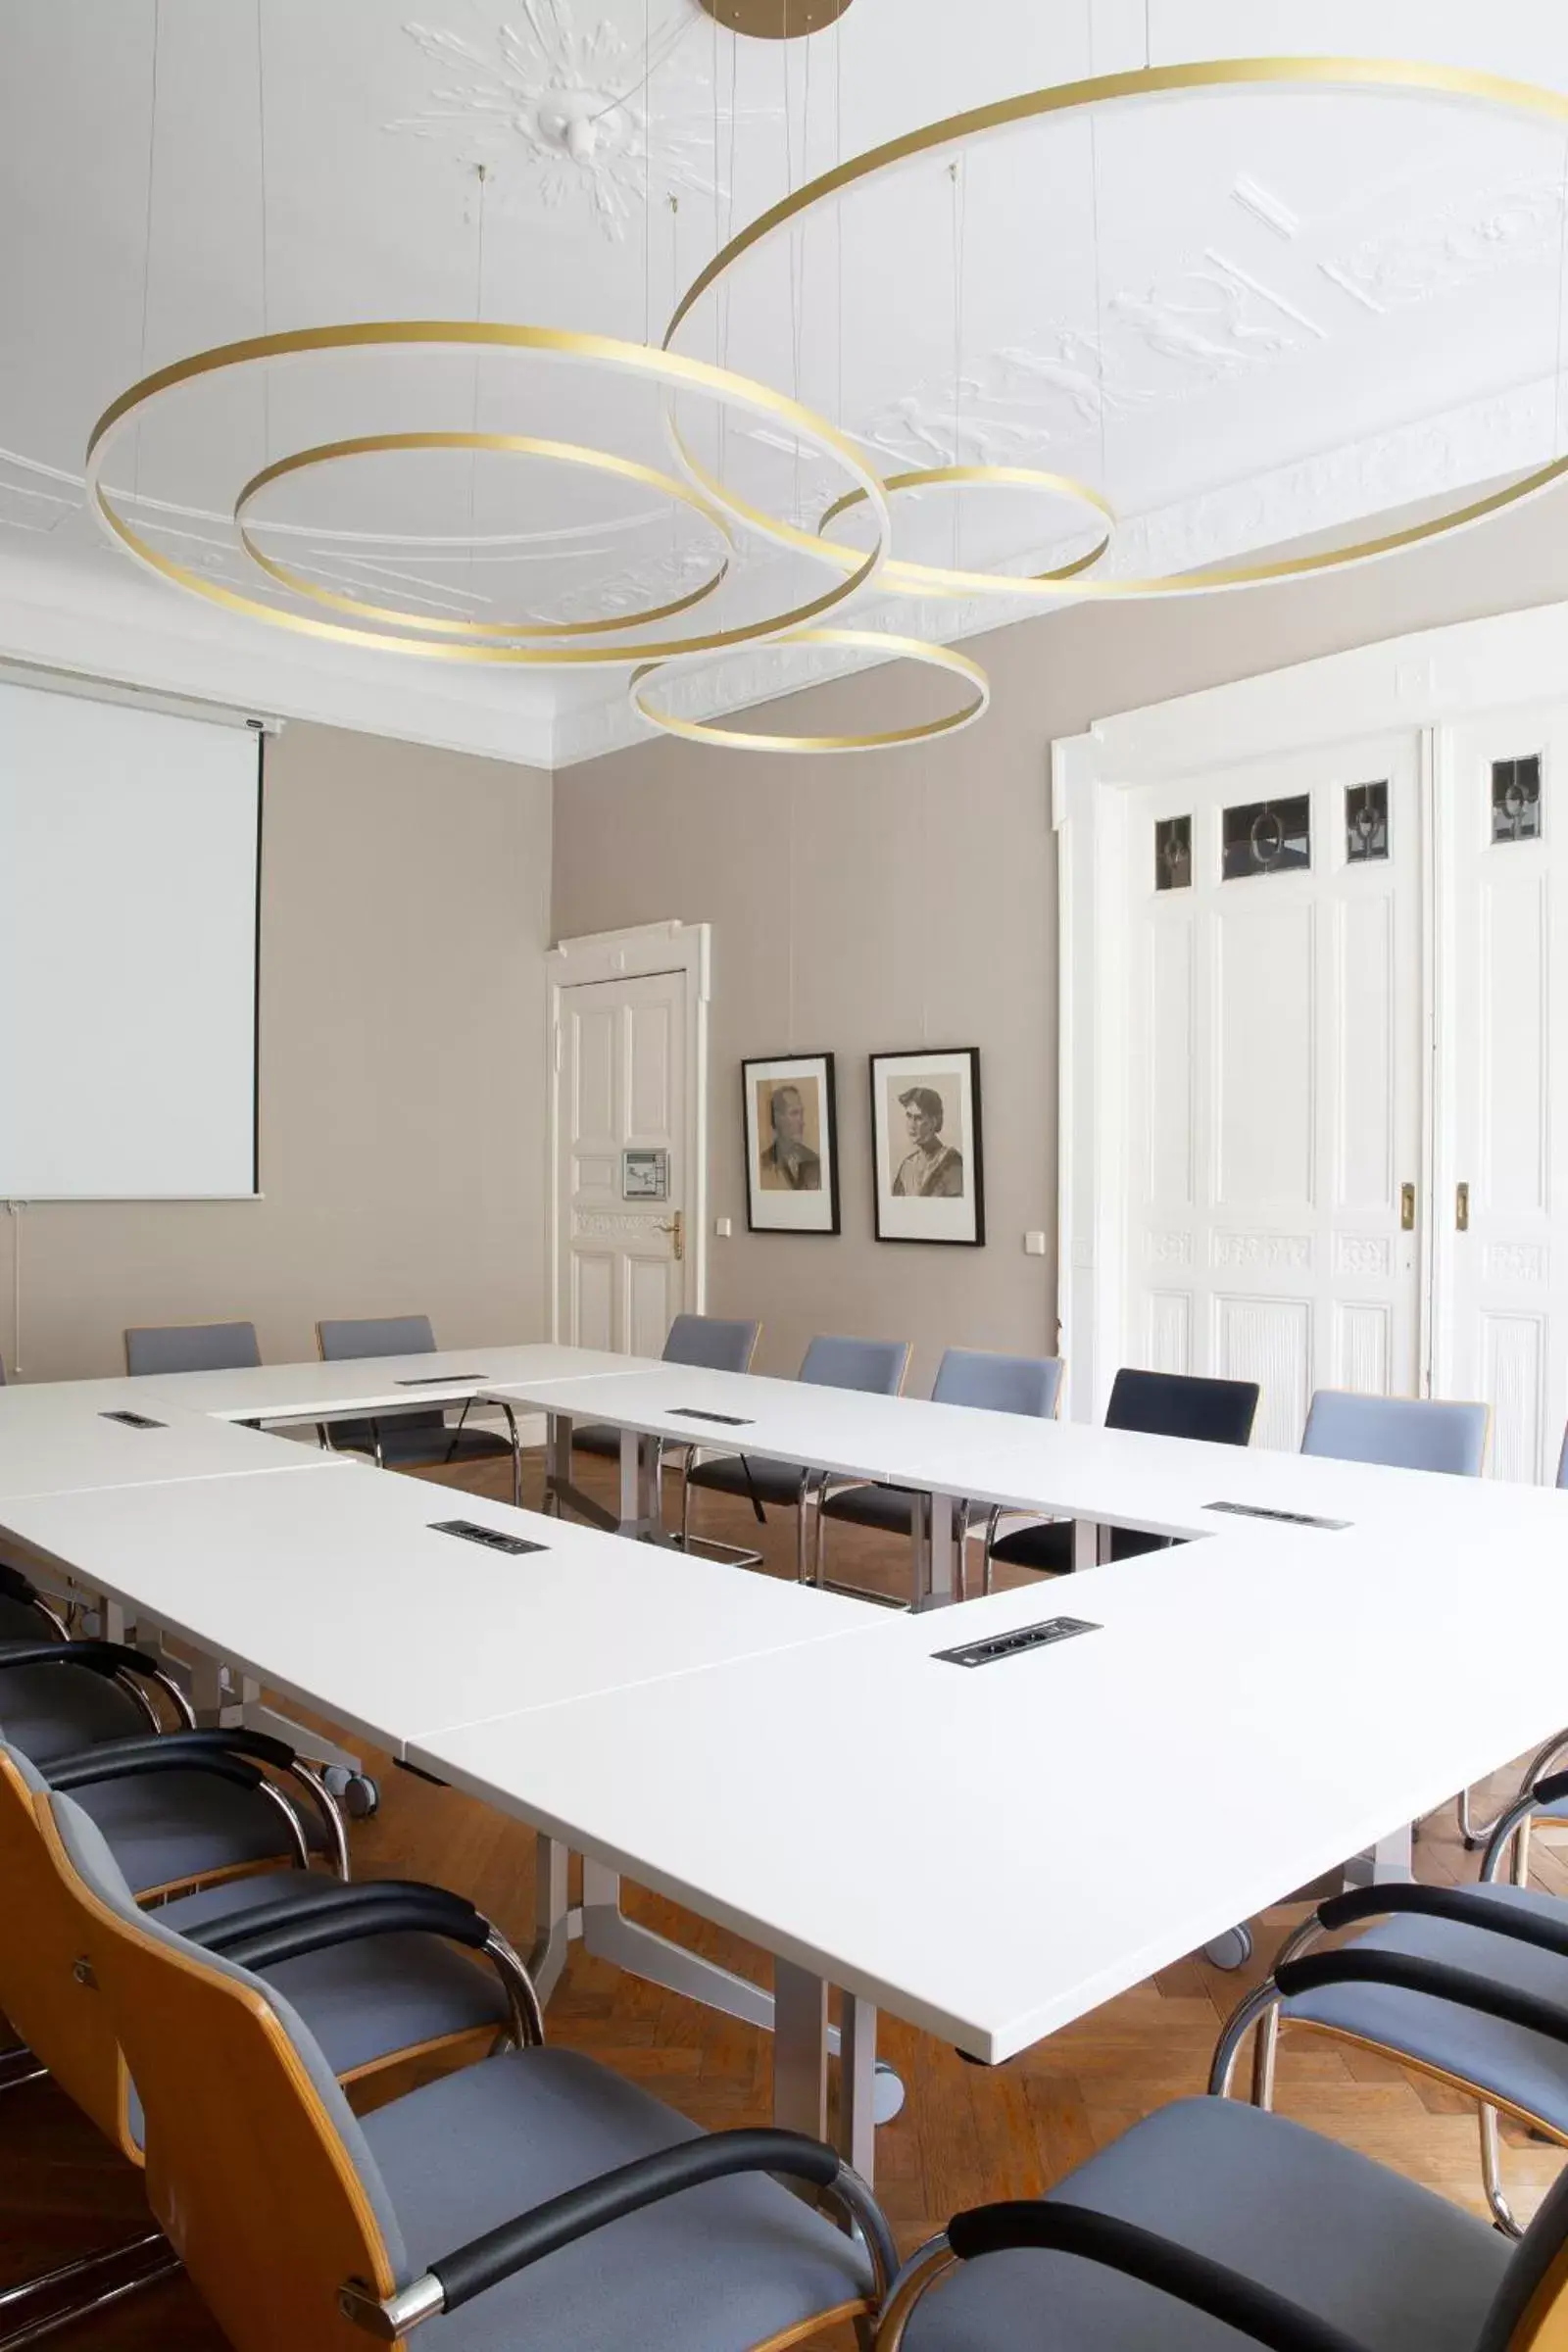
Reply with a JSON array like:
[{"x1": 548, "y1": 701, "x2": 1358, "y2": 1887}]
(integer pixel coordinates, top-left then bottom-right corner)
[
  {"x1": 555, "y1": 967, "x2": 689, "y2": 1357},
  {"x1": 1124, "y1": 715, "x2": 1568, "y2": 1477}
]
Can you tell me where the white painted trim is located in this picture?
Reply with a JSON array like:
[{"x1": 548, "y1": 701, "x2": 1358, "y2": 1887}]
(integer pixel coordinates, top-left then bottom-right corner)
[
  {"x1": 1054, "y1": 595, "x2": 1568, "y2": 1425},
  {"x1": 545, "y1": 920, "x2": 711, "y2": 1342}
]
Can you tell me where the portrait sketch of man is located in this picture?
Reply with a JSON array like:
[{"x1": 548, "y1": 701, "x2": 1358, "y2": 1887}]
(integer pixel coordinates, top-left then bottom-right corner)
[
  {"x1": 758, "y1": 1079, "x2": 821, "y2": 1192},
  {"x1": 890, "y1": 1082, "x2": 964, "y2": 1199}
]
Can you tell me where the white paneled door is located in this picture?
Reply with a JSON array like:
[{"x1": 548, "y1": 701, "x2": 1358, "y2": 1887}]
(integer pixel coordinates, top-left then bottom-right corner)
[
  {"x1": 1436, "y1": 715, "x2": 1568, "y2": 1483},
  {"x1": 1124, "y1": 740, "x2": 1424, "y2": 1451},
  {"x1": 555, "y1": 968, "x2": 688, "y2": 1356}
]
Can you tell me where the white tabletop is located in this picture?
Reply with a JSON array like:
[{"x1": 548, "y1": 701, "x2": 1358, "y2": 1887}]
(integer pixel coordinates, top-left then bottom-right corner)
[
  {"x1": 492, "y1": 1361, "x2": 1568, "y2": 1542},
  {"x1": 0, "y1": 1466, "x2": 881, "y2": 1755},
  {"x1": 120, "y1": 1343, "x2": 662, "y2": 1425},
  {"x1": 413, "y1": 1518, "x2": 1568, "y2": 2061},
  {"x1": 0, "y1": 1397, "x2": 338, "y2": 1503}
]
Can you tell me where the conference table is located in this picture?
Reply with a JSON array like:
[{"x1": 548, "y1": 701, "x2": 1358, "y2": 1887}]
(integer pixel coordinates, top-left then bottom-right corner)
[{"x1": 5, "y1": 1338, "x2": 1568, "y2": 2182}]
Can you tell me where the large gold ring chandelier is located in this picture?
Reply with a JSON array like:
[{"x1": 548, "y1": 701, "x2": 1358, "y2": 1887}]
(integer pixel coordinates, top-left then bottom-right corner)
[
  {"x1": 85, "y1": 56, "x2": 1568, "y2": 753},
  {"x1": 667, "y1": 56, "x2": 1568, "y2": 601}
]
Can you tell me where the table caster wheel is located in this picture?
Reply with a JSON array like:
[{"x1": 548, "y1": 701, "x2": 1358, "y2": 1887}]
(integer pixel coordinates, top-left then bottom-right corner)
[
  {"x1": 872, "y1": 2061, "x2": 905, "y2": 2125},
  {"x1": 1202, "y1": 1926, "x2": 1253, "y2": 1971},
  {"x1": 323, "y1": 1767, "x2": 380, "y2": 1820}
]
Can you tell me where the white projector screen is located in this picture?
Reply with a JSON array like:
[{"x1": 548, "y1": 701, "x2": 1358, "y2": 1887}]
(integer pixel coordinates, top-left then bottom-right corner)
[{"x1": 0, "y1": 682, "x2": 262, "y2": 1199}]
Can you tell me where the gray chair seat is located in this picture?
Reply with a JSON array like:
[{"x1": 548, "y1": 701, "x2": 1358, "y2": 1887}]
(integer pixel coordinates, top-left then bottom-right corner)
[
  {"x1": 565, "y1": 1421, "x2": 623, "y2": 1460},
  {"x1": 819, "y1": 1485, "x2": 986, "y2": 1538},
  {"x1": 902, "y1": 2097, "x2": 1506, "y2": 2352},
  {"x1": 685, "y1": 1454, "x2": 812, "y2": 1508},
  {"x1": 0, "y1": 1663, "x2": 153, "y2": 1764},
  {"x1": 1279, "y1": 1884, "x2": 1568, "y2": 2132},
  {"x1": 68, "y1": 1766, "x2": 327, "y2": 1893},
  {"x1": 987, "y1": 1520, "x2": 1168, "y2": 1574},
  {"x1": 356, "y1": 1423, "x2": 515, "y2": 1470},
  {"x1": 158, "y1": 1874, "x2": 510, "y2": 2083},
  {"x1": 364, "y1": 2044, "x2": 872, "y2": 2351}
]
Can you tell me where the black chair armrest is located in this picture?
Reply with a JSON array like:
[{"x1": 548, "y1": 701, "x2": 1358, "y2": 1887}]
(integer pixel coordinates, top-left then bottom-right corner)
[
  {"x1": 188, "y1": 1877, "x2": 450, "y2": 1951},
  {"x1": 200, "y1": 1884, "x2": 490, "y2": 1970},
  {"x1": 0, "y1": 1640, "x2": 161, "y2": 1681},
  {"x1": 1534, "y1": 1769, "x2": 1568, "y2": 1808},
  {"x1": 46, "y1": 1742, "x2": 266, "y2": 1794},
  {"x1": 941, "y1": 2203, "x2": 1371, "y2": 2352},
  {"x1": 1276, "y1": 1950, "x2": 1568, "y2": 2045},
  {"x1": 432, "y1": 2131, "x2": 844, "y2": 2315},
  {"x1": 1315, "y1": 1881, "x2": 1568, "y2": 1961}
]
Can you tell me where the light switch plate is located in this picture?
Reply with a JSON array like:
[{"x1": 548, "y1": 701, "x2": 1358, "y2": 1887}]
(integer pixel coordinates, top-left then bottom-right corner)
[
  {"x1": 1023, "y1": 1230, "x2": 1048, "y2": 1256},
  {"x1": 714, "y1": 1215, "x2": 733, "y2": 1238}
]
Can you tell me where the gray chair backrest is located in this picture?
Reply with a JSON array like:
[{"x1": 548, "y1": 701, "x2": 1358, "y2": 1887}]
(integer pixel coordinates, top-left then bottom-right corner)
[
  {"x1": 125, "y1": 1322, "x2": 262, "y2": 1378},
  {"x1": 318, "y1": 1317, "x2": 442, "y2": 1446},
  {"x1": 799, "y1": 1335, "x2": 910, "y2": 1396},
  {"x1": 317, "y1": 1315, "x2": 437, "y2": 1362},
  {"x1": 1301, "y1": 1390, "x2": 1489, "y2": 1477},
  {"x1": 932, "y1": 1348, "x2": 1063, "y2": 1419},
  {"x1": 662, "y1": 1314, "x2": 760, "y2": 1374}
]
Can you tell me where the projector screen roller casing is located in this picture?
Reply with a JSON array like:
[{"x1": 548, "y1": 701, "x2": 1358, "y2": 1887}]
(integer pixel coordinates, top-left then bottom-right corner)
[{"x1": 0, "y1": 682, "x2": 261, "y2": 1200}]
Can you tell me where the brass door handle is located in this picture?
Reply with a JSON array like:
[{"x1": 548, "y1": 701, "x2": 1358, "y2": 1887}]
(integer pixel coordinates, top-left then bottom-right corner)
[
  {"x1": 1399, "y1": 1182, "x2": 1415, "y2": 1232},
  {"x1": 655, "y1": 1211, "x2": 685, "y2": 1261}
]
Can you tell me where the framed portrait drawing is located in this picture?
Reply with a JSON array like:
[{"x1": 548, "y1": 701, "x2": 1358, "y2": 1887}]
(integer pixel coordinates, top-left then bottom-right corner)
[
  {"x1": 742, "y1": 1054, "x2": 841, "y2": 1235},
  {"x1": 870, "y1": 1048, "x2": 985, "y2": 1246}
]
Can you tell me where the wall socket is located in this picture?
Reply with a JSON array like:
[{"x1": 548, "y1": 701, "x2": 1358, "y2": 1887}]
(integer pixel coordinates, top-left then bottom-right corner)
[{"x1": 1023, "y1": 1231, "x2": 1048, "y2": 1256}]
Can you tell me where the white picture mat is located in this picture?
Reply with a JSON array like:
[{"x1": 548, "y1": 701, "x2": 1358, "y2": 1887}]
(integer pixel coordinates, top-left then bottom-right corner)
[
  {"x1": 874, "y1": 1050, "x2": 978, "y2": 1244},
  {"x1": 0, "y1": 684, "x2": 261, "y2": 1199},
  {"x1": 744, "y1": 1054, "x2": 836, "y2": 1232}
]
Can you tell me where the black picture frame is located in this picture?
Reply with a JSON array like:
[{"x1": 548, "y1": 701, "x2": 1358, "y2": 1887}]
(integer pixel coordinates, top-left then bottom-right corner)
[
  {"x1": 869, "y1": 1047, "x2": 985, "y2": 1247},
  {"x1": 741, "y1": 1053, "x2": 841, "y2": 1235}
]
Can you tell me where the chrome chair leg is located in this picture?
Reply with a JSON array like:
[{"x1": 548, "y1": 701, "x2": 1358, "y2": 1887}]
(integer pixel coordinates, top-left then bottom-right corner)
[
  {"x1": 0, "y1": 2230, "x2": 179, "y2": 2352},
  {"x1": 1480, "y1": 2104, "x2": 1525, "y2": 2238}
]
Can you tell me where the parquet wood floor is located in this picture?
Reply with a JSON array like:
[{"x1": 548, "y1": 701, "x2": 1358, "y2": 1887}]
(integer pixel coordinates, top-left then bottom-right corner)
[{"x1": 3, "y1": 1446, "x2": 1563, "y2": 2348}]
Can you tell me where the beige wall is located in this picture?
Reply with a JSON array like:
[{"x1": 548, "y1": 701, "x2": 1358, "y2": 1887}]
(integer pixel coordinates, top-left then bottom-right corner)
[
  {"x1": 552, "y1": 483, "x2": 1568, "y2": 1395},
  {"x1": 1, "y1": 719, "x2": 552, "y2": 1381}
]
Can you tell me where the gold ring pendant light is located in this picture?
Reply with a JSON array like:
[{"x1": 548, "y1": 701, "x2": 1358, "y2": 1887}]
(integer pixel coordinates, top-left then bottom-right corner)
[
  {"x1": 85, "y1": 322, "x2": 892, "y2": 666},
  {"x1": 629, "y1": 628, "x2": 990, "y2": 753},
  {"x1": 666, "y1": 56, "x2": 1568, "y2": 599},
  {"x1": 816, "y1": 466, "x2": 1114, "y2": 595},
  {"x1": 235, "y1": 433, "x2": 735, "y2": 639}
]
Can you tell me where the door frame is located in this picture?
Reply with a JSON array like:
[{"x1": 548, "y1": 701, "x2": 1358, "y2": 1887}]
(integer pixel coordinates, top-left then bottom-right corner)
[
  {"x1": 545, "y1": 919, "x2": 711, "y2": 1343},
  {"x1": 1052, "y1": 595, "x2": 1568, "y2": 1423}
]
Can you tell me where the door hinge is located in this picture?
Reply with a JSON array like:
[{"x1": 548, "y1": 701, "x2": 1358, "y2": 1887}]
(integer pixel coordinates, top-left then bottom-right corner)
[
  {"x1": 1399, "y1": 1181, "x2": 1416, "y2": 1232},
  {"x1": 552, "y1": 1024, "x2": 562, "y2": 1075},
  {"x1": 1455, "y1": 1181, "x2": 1470, "y2": 1233}
]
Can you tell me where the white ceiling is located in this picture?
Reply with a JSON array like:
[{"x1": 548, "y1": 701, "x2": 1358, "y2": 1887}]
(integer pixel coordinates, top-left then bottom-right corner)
[{"x1": 4, "y1": 0, "x2": 1568, "y2": 769}]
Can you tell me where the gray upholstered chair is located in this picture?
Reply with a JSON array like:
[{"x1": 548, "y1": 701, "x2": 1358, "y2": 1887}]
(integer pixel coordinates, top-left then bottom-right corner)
[
  {"x1": 679, "y1": 1334, "x2": 911, "y2": 1581},
  {"x1": 1212, "y1": 1784, "x2": 1568, "y2": 2238},
  {"x1": 985, "y1": 1368, "x2": 1260, "y2": 1584},
  {"x1": 1300, "y1": 1388, "x2": 1491, "y2": 1476},
  {"x1": 564, "y1": 1314, "x2": 762, "y2": 1465},
  {"x1": 816, "y1": 1348, "x2": 1063, "y2": 1606},
  {"x1": 59, "y1": 1779, "x2": 895, "y2": 2352},
  {"x1": 124, "y1": 1320, "x2": 262, "y2": 1377},
  {"x1": 876, "y1": 2087, "x2": 1568, "y2": 2352},
  {"x1": 317, "y1": 1313, "x2": 522, "y2": 1502},
  {"x1": 0, "y1": 1740, "x2": 524, "y2": 2343}
]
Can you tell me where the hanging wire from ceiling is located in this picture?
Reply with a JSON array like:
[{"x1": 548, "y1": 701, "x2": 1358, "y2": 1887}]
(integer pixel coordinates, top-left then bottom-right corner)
[
  {"x1": 255, "y1": 0, "x2": 270, "y2": 472},
  {"x1": 468, "y1": 162, "x2": 488, "y2": 615},
  {"x1": 134, "y1": 0, "x2": 163, "y2": 506}
]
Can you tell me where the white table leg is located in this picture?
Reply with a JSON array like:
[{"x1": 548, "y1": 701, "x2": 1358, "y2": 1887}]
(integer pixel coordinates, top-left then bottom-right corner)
[
  {"x1": 838, "y1": 1994, "x2": 879, "y2": 2179},
  {"x1": 925, "y1": 1494, "x2": 957, "y2": 1609},
  {"x1": 773, "y1": 1958, "x2": 829, "y2": 2140},
  {"x1": 1344, "y1": 1823, "x2": 1415, "y2": 1888},
  {"x1": 529, "y1": 1835, "x2": 575, "y2": 2004}
]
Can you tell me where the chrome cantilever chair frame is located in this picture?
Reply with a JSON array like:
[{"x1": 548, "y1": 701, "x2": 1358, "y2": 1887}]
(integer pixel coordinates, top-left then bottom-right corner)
[{"x1": 1208, "y1": 1878, "x2": 1568, "y2": 2238}]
